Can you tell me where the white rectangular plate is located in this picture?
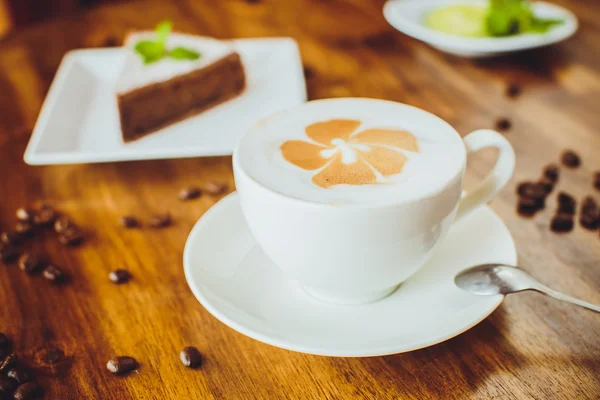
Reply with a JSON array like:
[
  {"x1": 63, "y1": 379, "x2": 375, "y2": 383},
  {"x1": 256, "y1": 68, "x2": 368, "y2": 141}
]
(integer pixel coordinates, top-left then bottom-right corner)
[{"x1": 24, "y1": 38, "x2": 307, "y2": 165}]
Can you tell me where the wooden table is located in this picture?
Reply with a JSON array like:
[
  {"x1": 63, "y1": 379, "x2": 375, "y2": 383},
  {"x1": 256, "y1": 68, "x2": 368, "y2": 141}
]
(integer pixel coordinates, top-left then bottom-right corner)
[{"x1": 1, "y1": 0, "x2": 599, "y2": 398}]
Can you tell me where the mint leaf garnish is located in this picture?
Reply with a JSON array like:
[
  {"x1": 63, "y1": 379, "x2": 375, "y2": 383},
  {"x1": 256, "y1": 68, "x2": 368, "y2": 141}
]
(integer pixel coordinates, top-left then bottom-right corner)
[
  {"x1": 168, "y1": 47, "x2": 201, "y2": 61},
  {"x1": 156, "y1": 21, "x2": 172, "y2": 46},
  {"x1": 486, "y1": 0, "x2": 563, "y2": 37},
  {"x1": 134, "y1": 20, "x2": 201, "y2": 65},
  {"x1": 134, "y1": 40, "x2": 165, "y2": 64}
]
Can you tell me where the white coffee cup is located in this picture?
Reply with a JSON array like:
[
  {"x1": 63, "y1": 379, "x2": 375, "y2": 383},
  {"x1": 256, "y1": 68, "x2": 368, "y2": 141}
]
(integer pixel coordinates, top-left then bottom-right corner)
[{"x1": 233, "y1": 98, "x2": 515, "y2": 304}]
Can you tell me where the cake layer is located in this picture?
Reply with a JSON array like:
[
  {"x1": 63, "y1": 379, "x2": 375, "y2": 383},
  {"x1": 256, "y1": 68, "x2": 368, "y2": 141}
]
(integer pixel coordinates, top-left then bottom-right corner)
[{"x1": 118, "y1": 52, "x2": 245, "y2": 142}]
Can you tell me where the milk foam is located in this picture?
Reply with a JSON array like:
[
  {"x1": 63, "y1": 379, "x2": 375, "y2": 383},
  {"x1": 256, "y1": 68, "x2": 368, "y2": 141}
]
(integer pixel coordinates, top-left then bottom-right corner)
[{"x1": 236, "y1": 98, "x2": 466, "y2": 205}]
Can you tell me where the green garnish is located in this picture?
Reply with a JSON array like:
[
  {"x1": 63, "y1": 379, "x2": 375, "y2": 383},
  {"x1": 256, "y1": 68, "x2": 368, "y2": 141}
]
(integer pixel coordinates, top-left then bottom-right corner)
[
  {"x1": 134, "y1": 21, "x2": 201, "y2": 65},
  {"x1": 487, "y1": 0, "x2": 563, "y2": 37}
]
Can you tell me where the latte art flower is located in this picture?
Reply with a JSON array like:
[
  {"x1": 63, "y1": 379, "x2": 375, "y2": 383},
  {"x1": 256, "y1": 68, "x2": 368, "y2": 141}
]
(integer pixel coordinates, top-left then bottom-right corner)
[{"x1": 280, "y1": 119, "x2": 420, "y2": 188}]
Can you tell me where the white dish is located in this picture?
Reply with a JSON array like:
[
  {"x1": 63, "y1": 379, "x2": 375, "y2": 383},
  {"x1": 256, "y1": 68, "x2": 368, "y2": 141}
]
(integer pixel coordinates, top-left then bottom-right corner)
[
  {"x1": 24, "y1": 38, "x2": 307, "y2": 165},
  {"x1": 383, "y1": 0, "x2": 578, "y2": 57},
  {"x1": 183, "y1": 192, "x2": 517, "y2": 357}
]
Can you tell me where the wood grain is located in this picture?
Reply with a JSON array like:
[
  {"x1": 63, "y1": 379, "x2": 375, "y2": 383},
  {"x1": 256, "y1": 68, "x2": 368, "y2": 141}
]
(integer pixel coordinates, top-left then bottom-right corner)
[{"x1": 1, "y1": 0, "x2": 599, "y2": 398}]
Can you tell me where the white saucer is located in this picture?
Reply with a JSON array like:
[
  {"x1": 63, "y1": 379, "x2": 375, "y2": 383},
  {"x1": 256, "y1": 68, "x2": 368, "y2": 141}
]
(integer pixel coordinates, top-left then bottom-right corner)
[
  {"x1": 383, "y1": 0, "x2": 578, "y2": 58},
  {"x1": 183, "y1": 193, "x2": 516, "y2": 357},
  {"x1": 24, "y1": 38, "x2": 306, "y2": 165}
]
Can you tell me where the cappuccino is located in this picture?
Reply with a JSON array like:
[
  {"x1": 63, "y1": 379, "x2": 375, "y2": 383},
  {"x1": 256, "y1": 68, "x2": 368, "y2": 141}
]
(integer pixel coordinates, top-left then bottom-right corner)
[{"x1": 236, "y1": 98, "x2": 466, "y2": 205}]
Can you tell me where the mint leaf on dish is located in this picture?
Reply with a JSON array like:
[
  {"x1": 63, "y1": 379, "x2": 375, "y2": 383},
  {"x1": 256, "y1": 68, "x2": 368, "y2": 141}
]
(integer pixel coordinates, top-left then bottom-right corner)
[
  {"x1": 134, "y1": 21, "x2": 201, "y2": 65},
  {"x1": 486, "y1": 0, "x2": 564, "y2": 37},
  {"x1": 168, "y1": 47, "x2": 201, "y2": 61},
  {"x1": 134, "y1": 40, "x2": 165, "y2": 64},
  {"x1": 155, "y1": 20, "x2": 172, "y2": 46}
]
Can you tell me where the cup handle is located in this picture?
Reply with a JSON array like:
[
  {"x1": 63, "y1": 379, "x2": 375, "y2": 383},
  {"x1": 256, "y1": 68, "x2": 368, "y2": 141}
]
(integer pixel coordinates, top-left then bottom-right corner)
[{"x1": 455, "y1": 129, "x2": 515, "y2": 222}]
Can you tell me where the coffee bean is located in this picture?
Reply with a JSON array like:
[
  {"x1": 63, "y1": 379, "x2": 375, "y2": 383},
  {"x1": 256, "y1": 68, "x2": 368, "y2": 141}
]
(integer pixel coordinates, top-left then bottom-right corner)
[
  {"x1": 594, "y1": 171, "x2": 600, "y2": 191},
  {"x1": 561, "y1": 150, "x2": 580, "y2": 168},
  {"x1": 205, "y1": 182, "x2": 227, "y2": 195},
  {"x1": 557, "y1": 192, "x2": 576, "y2": 214},
  {"x1": 1, "y1": 232, "x2": 23, "y2": 246},
  {"x1": 0, "y1": 245, "x2": 19, "y2": 263},
  {"x1": 53, "y1": 216, "x2": 74, "y2": 234},
  {"x1": 42, "y1": 265, "x2": 64, "y2": 283},
  {"x1": 516, "y1": 182, "x2": 533, "y2": 197},
  {"x1": 550, "y1": 213, "x2": 574, "y2": 233},
  {"x1": 15, "y1": 222, "x2": 34, "y2": 237},
  {"x1": 18, "y1": 253, "x2": 43, "y2": 275},
  {"x1": 12, "y1": 381, "x2": 42, "y2": 400},
  {"x1": 179, "y1": 186, "x2": 202, "y2": 201},
  {"x1": 582, "y1": 196, "x2": 597, "y2": 213},
  {"x1": 520, "y1": 182, "x2": 546, "y2": 200},
  {"x1": 538, "y1": 177, "x2": 554, "y2": 195},
  {"x1": 7, "y1": 367, "x2": 32, "y2": 384},
  {"x1": 32, "y1": 205, "x2": 58, "y2": 227},
  {"x1": 179, "y1": 346, "x2": 202, "y2": 368},
  {"x1": 109, "y1": 269, "x2": 130, "y2": 284},
  {"x1": 149, "y1": 213, "x2": 171, "y2": 228},
  {"x1": 106, "y1": 356, "x2": 138, "y2": 375},
  {"x1": 0, "y1": 377, "x2": 17, "y2": 397},
  {"x1": 120, "y1": 216, "x2": 140, "y2": 228},
  {"x1": 579, "y1": 212, "x2": 599, "y2": 230},
  {"x1": 517, "y1": 197, "x2": 543, "y2": 217},
  {"x1": 15, "y1": 208, "x2": 34, "y2": 222},
  {"x1": 0, "y1": 353, "x2": 17, "y2": 373},
  {"x1": 495, "y1": 117, "x2": 511, "y2": 131},
  {"x1": 543, "y1": 164, "x2": 559, "y2": 183},
  {"x1": 58, "y1": 227, "x2": 83, "y2": 246},
  {"x1": 505, "y1": 82, "x2": 522, "y2": 98}
]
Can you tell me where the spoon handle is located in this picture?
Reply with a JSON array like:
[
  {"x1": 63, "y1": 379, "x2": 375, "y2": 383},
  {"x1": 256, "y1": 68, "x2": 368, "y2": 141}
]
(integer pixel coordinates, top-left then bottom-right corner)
[{"x1": 536, "y1": 285, "x2": 600, "y2": 313}]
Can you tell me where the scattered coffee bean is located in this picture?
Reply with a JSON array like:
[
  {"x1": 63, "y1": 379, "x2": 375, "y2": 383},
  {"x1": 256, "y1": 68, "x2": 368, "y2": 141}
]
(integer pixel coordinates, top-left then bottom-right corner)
[
  {"x1": 516, "y1": 182, "x2": 533, "y2": 197},
  {"x1": 106, "y1": 356, "x2": 138, "y2": 375},
  {"x1": 58, "y1": 226, "x2": 83, "y2": 246},
  {"x1": 1, "y1": 231, "x2": 23, "y2": 246},
  {"x1": 579, "y1": 212, "x2": 599, "y2": 230},
  {"x1": 42, "y1": 265, "x2": 64, "y2": 283},
  {"x1": 0, "y1": 245, "x2": 19, "y2": 263},
  {"x1": 520, "y1": 182, "x2": 546, "y2": 201},
  {"x1": 0, "y1": 353, "x2": 17, "y2": 372},
  {"x1": 32, "y1": 205, "x2": 58, "y2": 227},
  {"x1": 582, "y1": 196, "x2": 597, "y2": 213},
  {"x1": 18, "y1": 254, "x2": 43, "y2": 275},
  {"x1": 149, "y1": 213, "x2": 171, "y2": 228},
  {"x1": 594, "y1": 171, "x2": 600, "y2": 191},
  {"x1": 205, "y1": 182, "x2": 227, "y2": 195},
  {"x1": 7, "y1": 367, "x2": 32, "y2": 384},
  {"x1": 53, "y1": 216, "x2": 74, "y2": 234},
  {"x1": 538, "y1": 177, "x2": 554, "y2": 195},
  {"x1": 550, "y1": 213, "x2": 574, "y2": 233},
  {"x1": 561, "y1": 150, "x2": 580, "y2": 168},
  {"x1": 15, "y1": 208, "x2": 34, "y2": 222},
  {"x1": 12, "y1": 381, "x2": 42, "y2": 400},
  {"x1": 179, "y1": 186, "x2": 202, "y2": 201},
  {"x1": 120, "y1": 216, "x2": 140, "y2": 229},
  {"x1": 505, "y1": 82, "x2": 522, "y2": 98},
  {"x1": 179, "y1": 346, "x2": 202, "y2": 368},
  {"x1": 557, "y1": 192, "x2": 576, "y2": 214},
  {"x1": 15, "y1": 222, "x2": 34, "y2": 237},
  {"x1": 109, "y1": 269, "x2": 130, "y2": 284},
  {"x1": 517, "y1": 197, "x2": 542, "y2": 216},
  {"x1": 0, "y1": 333, "x2": 8, "y2": 351},
  {"x1": 495, "y1": 117, "x2": 511, "y2": 131},
  {"x1": 0, "y1": 377, "x2": 17, "y2": 397},
  {"x1": 543, "y1": 164, "x2": 559, "y2": 183}
]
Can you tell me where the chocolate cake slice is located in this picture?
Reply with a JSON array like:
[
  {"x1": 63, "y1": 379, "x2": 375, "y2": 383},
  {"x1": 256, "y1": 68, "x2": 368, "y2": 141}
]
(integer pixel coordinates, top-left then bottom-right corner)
[{"x1": 116, "y1": 32, "x2": 246, "y2": 142}]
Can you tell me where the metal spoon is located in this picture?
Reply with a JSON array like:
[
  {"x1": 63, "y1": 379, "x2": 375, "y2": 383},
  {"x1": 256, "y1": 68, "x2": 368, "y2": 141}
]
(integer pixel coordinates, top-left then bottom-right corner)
[{"x1": 455, "y1": 264, "x2": 600, "y2": 313}]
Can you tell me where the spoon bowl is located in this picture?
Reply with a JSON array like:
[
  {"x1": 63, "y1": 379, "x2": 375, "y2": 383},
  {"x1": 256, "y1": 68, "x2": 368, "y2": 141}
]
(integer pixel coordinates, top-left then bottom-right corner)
[{"x1": 455, "y1": 263, "x2": 600, "y2": 313}]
